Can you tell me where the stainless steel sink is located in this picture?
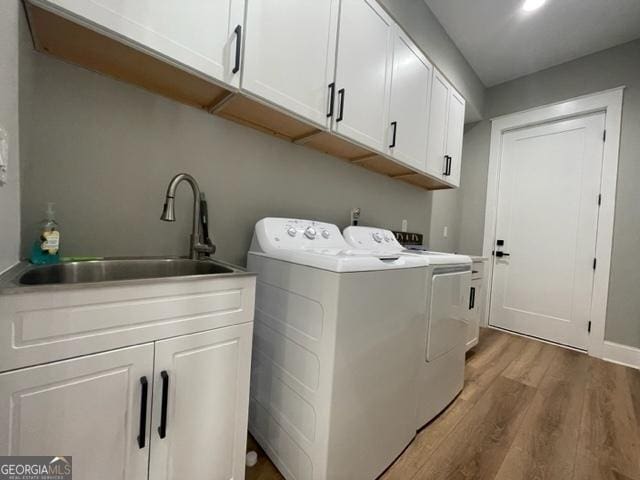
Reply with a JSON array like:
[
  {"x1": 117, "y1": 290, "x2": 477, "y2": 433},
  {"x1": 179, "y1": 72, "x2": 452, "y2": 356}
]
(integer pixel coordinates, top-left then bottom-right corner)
[{"x1": 18, "y1": 258, "x2": 235, "y2": 286}]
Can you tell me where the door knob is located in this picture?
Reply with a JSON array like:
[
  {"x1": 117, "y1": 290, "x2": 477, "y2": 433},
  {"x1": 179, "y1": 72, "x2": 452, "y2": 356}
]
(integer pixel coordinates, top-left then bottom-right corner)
[{"x1": 495, "y1": 251, "x2": 510, "y2": 258}]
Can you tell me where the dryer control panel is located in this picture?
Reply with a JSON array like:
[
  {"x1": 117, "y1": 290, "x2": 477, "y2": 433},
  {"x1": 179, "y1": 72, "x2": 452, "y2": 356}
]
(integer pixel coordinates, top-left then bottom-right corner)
[{"x1": 343, "y1": 226, "x2": 404, "y2": 251}]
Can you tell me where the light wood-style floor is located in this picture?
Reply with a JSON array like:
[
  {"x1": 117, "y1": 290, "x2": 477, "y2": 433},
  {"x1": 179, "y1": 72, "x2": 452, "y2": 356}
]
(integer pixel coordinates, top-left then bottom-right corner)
[{"x1": 246, "y1": 328, "x2": 640, "y2": 480}]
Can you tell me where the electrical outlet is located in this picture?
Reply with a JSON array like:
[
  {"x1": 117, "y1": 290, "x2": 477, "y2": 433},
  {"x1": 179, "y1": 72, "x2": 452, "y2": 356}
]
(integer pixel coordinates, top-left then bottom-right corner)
[
  {"x1": 443, "y1": 226, "x2": 448, "y2": 238},
  {"x1": 401, "y1": 219, "x2": 408, "y2": 232}
]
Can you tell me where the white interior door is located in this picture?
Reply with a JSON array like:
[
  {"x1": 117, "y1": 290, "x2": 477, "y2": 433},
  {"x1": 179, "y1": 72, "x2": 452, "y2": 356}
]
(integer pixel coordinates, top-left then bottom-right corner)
[
  {"x1": 44, "y1": 0, "x2": 245, "y2": 86},
  {"x1": 333, "y1": 0, "x2": 394, "y2": 152},
  {"x1": 149, "y1": 324, "x2": 252, "y2": 480},
  {"x1": 489, "y1": 112, "x2": 605, "y2": 349},
  {"x1": 387, "y1": 28, "x2": 432, "y2": 171},
  {"x1": 242, "y1": 0, "x2": 339, "y2": 128},
  {"x1": 0, "y1": 344, "x2": 154, "y2": 480}
]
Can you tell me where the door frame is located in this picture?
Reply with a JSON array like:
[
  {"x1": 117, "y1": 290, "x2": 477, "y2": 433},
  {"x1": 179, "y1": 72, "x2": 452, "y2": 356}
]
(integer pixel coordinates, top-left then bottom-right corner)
[{"x1": 481, "y1": 87, "x2": 625, "y2": 359}]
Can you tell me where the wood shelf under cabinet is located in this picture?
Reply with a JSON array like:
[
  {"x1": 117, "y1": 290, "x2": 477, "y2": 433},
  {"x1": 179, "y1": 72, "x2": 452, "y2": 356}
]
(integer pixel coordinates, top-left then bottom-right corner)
[{"x1": 26, "y1": 3, "x2": 453, "y2": 191}]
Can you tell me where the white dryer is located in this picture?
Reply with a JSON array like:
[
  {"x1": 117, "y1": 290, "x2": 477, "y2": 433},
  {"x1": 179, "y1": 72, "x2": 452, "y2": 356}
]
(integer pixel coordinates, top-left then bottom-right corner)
[
  {"x1": 343, "y1": 226, "x2": 472, "y2": 429},
  {"x1": 247, "y1": 218, "x2": 428, "y2": 480}
]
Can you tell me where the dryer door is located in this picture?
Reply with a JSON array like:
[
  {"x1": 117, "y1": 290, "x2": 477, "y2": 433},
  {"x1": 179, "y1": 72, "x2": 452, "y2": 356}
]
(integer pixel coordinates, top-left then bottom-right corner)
[{"x1": 426, "y1": 268, "x2": 471, "y2": 361}]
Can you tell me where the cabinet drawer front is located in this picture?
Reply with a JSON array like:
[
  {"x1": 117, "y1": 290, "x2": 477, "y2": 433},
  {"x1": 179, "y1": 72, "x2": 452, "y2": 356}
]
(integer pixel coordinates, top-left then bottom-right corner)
[
  {"x1": 0, "y1": 276, "x2": 255, "y2": 372},
  {"x1": 0, "y1": 343, "x2": 154, "y2": 480},
  {"x1": 472, "y1": 261, "x2": 485, "y2": 280},
  {"x1": 34, "y1": 0, "x2": 244, "y2": 86},
  {"x1": 149, "y1": 323, "x2": 253, "y2": 480}
]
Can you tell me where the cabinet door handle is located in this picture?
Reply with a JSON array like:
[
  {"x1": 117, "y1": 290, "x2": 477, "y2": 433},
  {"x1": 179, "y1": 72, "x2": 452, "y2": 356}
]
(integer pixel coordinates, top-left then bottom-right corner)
[
  {"x1": 232, "y1": 25, "x2": 242, "y2": 74},
  {"x1": 469, "y1": 287, "x2": 476, "y2": 310},
  {"x1": 158, "y1": 370, "x2": 169, "y2": 439},
  {"x1": 327, "y1": 83, "x2": 335, "y2": 118},
  {"x1": 389, "y1": 121, "x2": 398, "y2": 148},
  {"x1": 447, "y1": 155, "x2": 453, "y2": 176},
  {"x1": 137, "y1": 376, "x2": 148, "y2": 449},
  {"x1": 443, "y1": 155, "x2": 450, "y2": 175},
  {"x1": 336, "y1": 88, "x2": 345, "y2": 122}
]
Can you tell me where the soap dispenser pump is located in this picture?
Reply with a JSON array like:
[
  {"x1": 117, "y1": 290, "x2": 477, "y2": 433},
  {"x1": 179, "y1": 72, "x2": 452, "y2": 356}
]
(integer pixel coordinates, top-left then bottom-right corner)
[{"x1": 30, "y1": 202, "x2": 61, "y2": 265}]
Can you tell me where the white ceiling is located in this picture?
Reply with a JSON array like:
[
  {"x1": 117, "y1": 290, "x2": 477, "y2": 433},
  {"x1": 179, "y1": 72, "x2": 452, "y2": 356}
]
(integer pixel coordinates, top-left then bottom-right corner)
[{"x1": 425, "y1": 0, "x2": 640, "y2": 86}]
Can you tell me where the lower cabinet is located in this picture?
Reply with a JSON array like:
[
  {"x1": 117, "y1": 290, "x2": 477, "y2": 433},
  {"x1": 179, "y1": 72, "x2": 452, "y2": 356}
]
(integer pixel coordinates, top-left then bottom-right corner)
[
  {"x1": 0, "y1": 323, "x2": 253, "y2": 480},
  {"x1": 466, "y1": 262, "x2": 484, "y2": 351},
  {"x1": 149, "y1": 324, "x2": 252, "y2": 480},
  {"x1": 0, "y1": 343, "x2": 154, "y2": 480}
]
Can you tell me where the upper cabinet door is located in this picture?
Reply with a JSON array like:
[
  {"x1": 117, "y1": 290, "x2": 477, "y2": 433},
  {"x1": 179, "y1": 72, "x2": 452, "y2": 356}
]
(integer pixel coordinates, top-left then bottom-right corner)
[
  {"x1": 445, "y1": 90, "x2": 466, "y2": 187},
  {"x1": 242, "y1": 0, "x2": 340, "y2": 129},
  {"x1": 0, "y1": 344, "x2": 154, "y2": 480},
  {"x1": 40, "y1": 0, "x2": 245, "y2": 87},
  {"x1": 387, "y1": 28, "x2": 433, "y2": 172},
  {"x1": 333, "y1": 0, "x2": 394, "y2": 152},
  {"x1": 425, "y1": 69, "x2": 451, "y2": 179},
  {"x1": 149, "y1": 324, "x2": 252, "y2": 480}
]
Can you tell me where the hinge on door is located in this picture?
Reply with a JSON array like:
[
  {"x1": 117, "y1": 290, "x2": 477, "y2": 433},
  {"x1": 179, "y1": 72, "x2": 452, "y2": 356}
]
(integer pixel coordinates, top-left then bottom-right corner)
[
  {"x1": 603, "y1": 130, "x2": 607, "y2": 142},
  {"x1": 588, "y1": 321, "x2": 592, "y2": 333},
  {"x1": 593, "y1": 258, "x2": 597, "y2": 270},
  {"x1": 598, "y1": 194, "x2": 602, "y2": 206}
]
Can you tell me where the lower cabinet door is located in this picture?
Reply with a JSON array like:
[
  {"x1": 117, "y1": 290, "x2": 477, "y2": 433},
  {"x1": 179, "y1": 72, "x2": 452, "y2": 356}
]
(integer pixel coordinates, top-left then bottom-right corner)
[
  {"x1": 149, "y1": 323, "x2": 253, "y2": 480},
  {"x1": 466, "y1": 279, "x2": 482, "y2": 350},
  {"x1": 0, "y1": 343, "x2": 154, "y2": 480}
]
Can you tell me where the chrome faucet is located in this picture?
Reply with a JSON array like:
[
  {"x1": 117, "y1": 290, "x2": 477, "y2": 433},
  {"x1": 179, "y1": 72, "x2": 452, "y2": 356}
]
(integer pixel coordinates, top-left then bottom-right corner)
[{"x1": 160, "y1": 173, "x2": 216, "y2": 260}]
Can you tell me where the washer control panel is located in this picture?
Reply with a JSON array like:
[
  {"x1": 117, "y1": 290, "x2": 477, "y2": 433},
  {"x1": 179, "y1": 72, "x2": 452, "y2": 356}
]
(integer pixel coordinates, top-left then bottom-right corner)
[{"x1": 255, "y1": 218, "x2": 348, "y2": 251}]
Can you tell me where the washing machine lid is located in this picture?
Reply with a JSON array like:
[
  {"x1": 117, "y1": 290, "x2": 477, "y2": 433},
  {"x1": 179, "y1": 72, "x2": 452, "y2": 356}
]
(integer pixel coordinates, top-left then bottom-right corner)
[
  {"x1": 343, "y1": 226, "x2": 471, "y2": 266},
  {"x1": 249, "y1": 218, "x2": 426, "y2": 273}
]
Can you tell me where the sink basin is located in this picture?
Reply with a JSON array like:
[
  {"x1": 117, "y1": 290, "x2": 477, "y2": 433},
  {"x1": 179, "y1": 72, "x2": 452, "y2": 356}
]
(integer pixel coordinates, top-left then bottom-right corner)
[{"x1": 18, "y1": 258, "x2": 235, "y2": 286}]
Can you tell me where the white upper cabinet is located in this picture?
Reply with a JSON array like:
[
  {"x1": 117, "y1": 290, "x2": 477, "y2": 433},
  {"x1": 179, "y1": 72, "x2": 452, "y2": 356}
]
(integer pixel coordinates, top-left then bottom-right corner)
[
  {"x1": 445, "y1": 90, "x2": 466, "y2": 186},
  {"x1": 242, "y1": 0, "x2": 340, "y2": 128},
  {"x1": 333, "y1": 0, "x2": 394, "y2": 152},
  {"x1": 426, "y1": 70, "x2": 451, "y2": 179},
  {"x1": 0, "y1": 344, "x2": 154, "y2": 480},
  {"x1": 37, "y1": 0, "x2": 245, "y2": 87},
  {"x1": 426, "y1": 69, "x2": 466, "y2": 186},
  {"x1": 387, "y1": 28, "x2": 433, "y2": 172}
]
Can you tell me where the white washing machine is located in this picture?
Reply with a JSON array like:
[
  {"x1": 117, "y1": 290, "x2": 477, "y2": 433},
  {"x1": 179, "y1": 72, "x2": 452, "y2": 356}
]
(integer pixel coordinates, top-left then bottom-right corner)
[
  {"x1": 247, "y1": 218, "x2": 427, "y2": 480},
  {"x1": 343, "y1": 226, "x2": 472, "y2": 429}
]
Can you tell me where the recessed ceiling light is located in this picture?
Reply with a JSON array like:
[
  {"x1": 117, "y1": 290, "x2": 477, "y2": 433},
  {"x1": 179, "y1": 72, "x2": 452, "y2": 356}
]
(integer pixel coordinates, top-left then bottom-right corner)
[{"x1": 522, "y1": 0, "x2": 546, "y2": 12}]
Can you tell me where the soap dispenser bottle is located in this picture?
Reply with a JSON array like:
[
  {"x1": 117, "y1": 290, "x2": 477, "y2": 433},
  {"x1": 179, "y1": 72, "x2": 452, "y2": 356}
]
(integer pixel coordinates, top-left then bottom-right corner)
[{"x1": 31, "y1": 202, "x2": 61, "y2": 265}]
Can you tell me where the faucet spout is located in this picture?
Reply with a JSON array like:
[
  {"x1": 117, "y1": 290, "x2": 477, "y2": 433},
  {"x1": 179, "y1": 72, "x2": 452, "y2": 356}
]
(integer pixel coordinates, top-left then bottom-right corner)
[{"x1": 160, "y1": 173, "x2": 216, "y2": 260}]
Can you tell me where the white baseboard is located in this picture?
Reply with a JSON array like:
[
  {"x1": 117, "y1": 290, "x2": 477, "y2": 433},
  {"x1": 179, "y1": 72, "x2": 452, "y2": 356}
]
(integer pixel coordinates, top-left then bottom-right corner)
[
  {"x1": 0, "y1": 261, "x2": 20, "y2": 276},
  {"x1": 602, "y1": 341, "x2": 640, "y2": 370}
]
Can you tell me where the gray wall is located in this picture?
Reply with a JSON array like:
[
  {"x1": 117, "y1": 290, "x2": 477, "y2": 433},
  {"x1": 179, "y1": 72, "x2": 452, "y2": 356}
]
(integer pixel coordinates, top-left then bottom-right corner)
[
  {"x1": 379, "y1": 0, "x2": 485, "y2": 122},
  {"x1": 454, "y1": 38, "x2": 640, "y2": 348},
  {"x1": 0, "y1": 1, "x2": 21, "y2": 273},
  {"x1": 19, "y1": 44, "x2": 432, "y2": 267}
]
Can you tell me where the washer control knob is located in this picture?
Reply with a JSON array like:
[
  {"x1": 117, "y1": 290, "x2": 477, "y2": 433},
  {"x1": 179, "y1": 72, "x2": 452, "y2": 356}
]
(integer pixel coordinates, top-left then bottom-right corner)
[
  {"x1": 372, "y1": 232, "x2": 383, "y2": 243},
  {"x1": 304, "y1": 227, "x2": 317, "y2": 240},
  {"x1": 287, "y1": 227, "x2": 297, "y2": 237},
  {"x1": 321, "y1": 229, "x2": 331, "y2": 239}
]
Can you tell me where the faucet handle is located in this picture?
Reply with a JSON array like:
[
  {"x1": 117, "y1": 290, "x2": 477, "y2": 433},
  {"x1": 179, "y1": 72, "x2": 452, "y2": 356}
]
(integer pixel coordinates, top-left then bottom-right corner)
[{"x1": 195, "y1": 239, "x2": 216, "y2": 258}]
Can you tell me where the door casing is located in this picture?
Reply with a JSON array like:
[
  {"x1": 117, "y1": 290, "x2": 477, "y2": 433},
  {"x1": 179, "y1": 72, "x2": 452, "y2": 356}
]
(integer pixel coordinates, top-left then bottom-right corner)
[{"x1": 482, "y1": 87, "x2": 625, "y2": 360}]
